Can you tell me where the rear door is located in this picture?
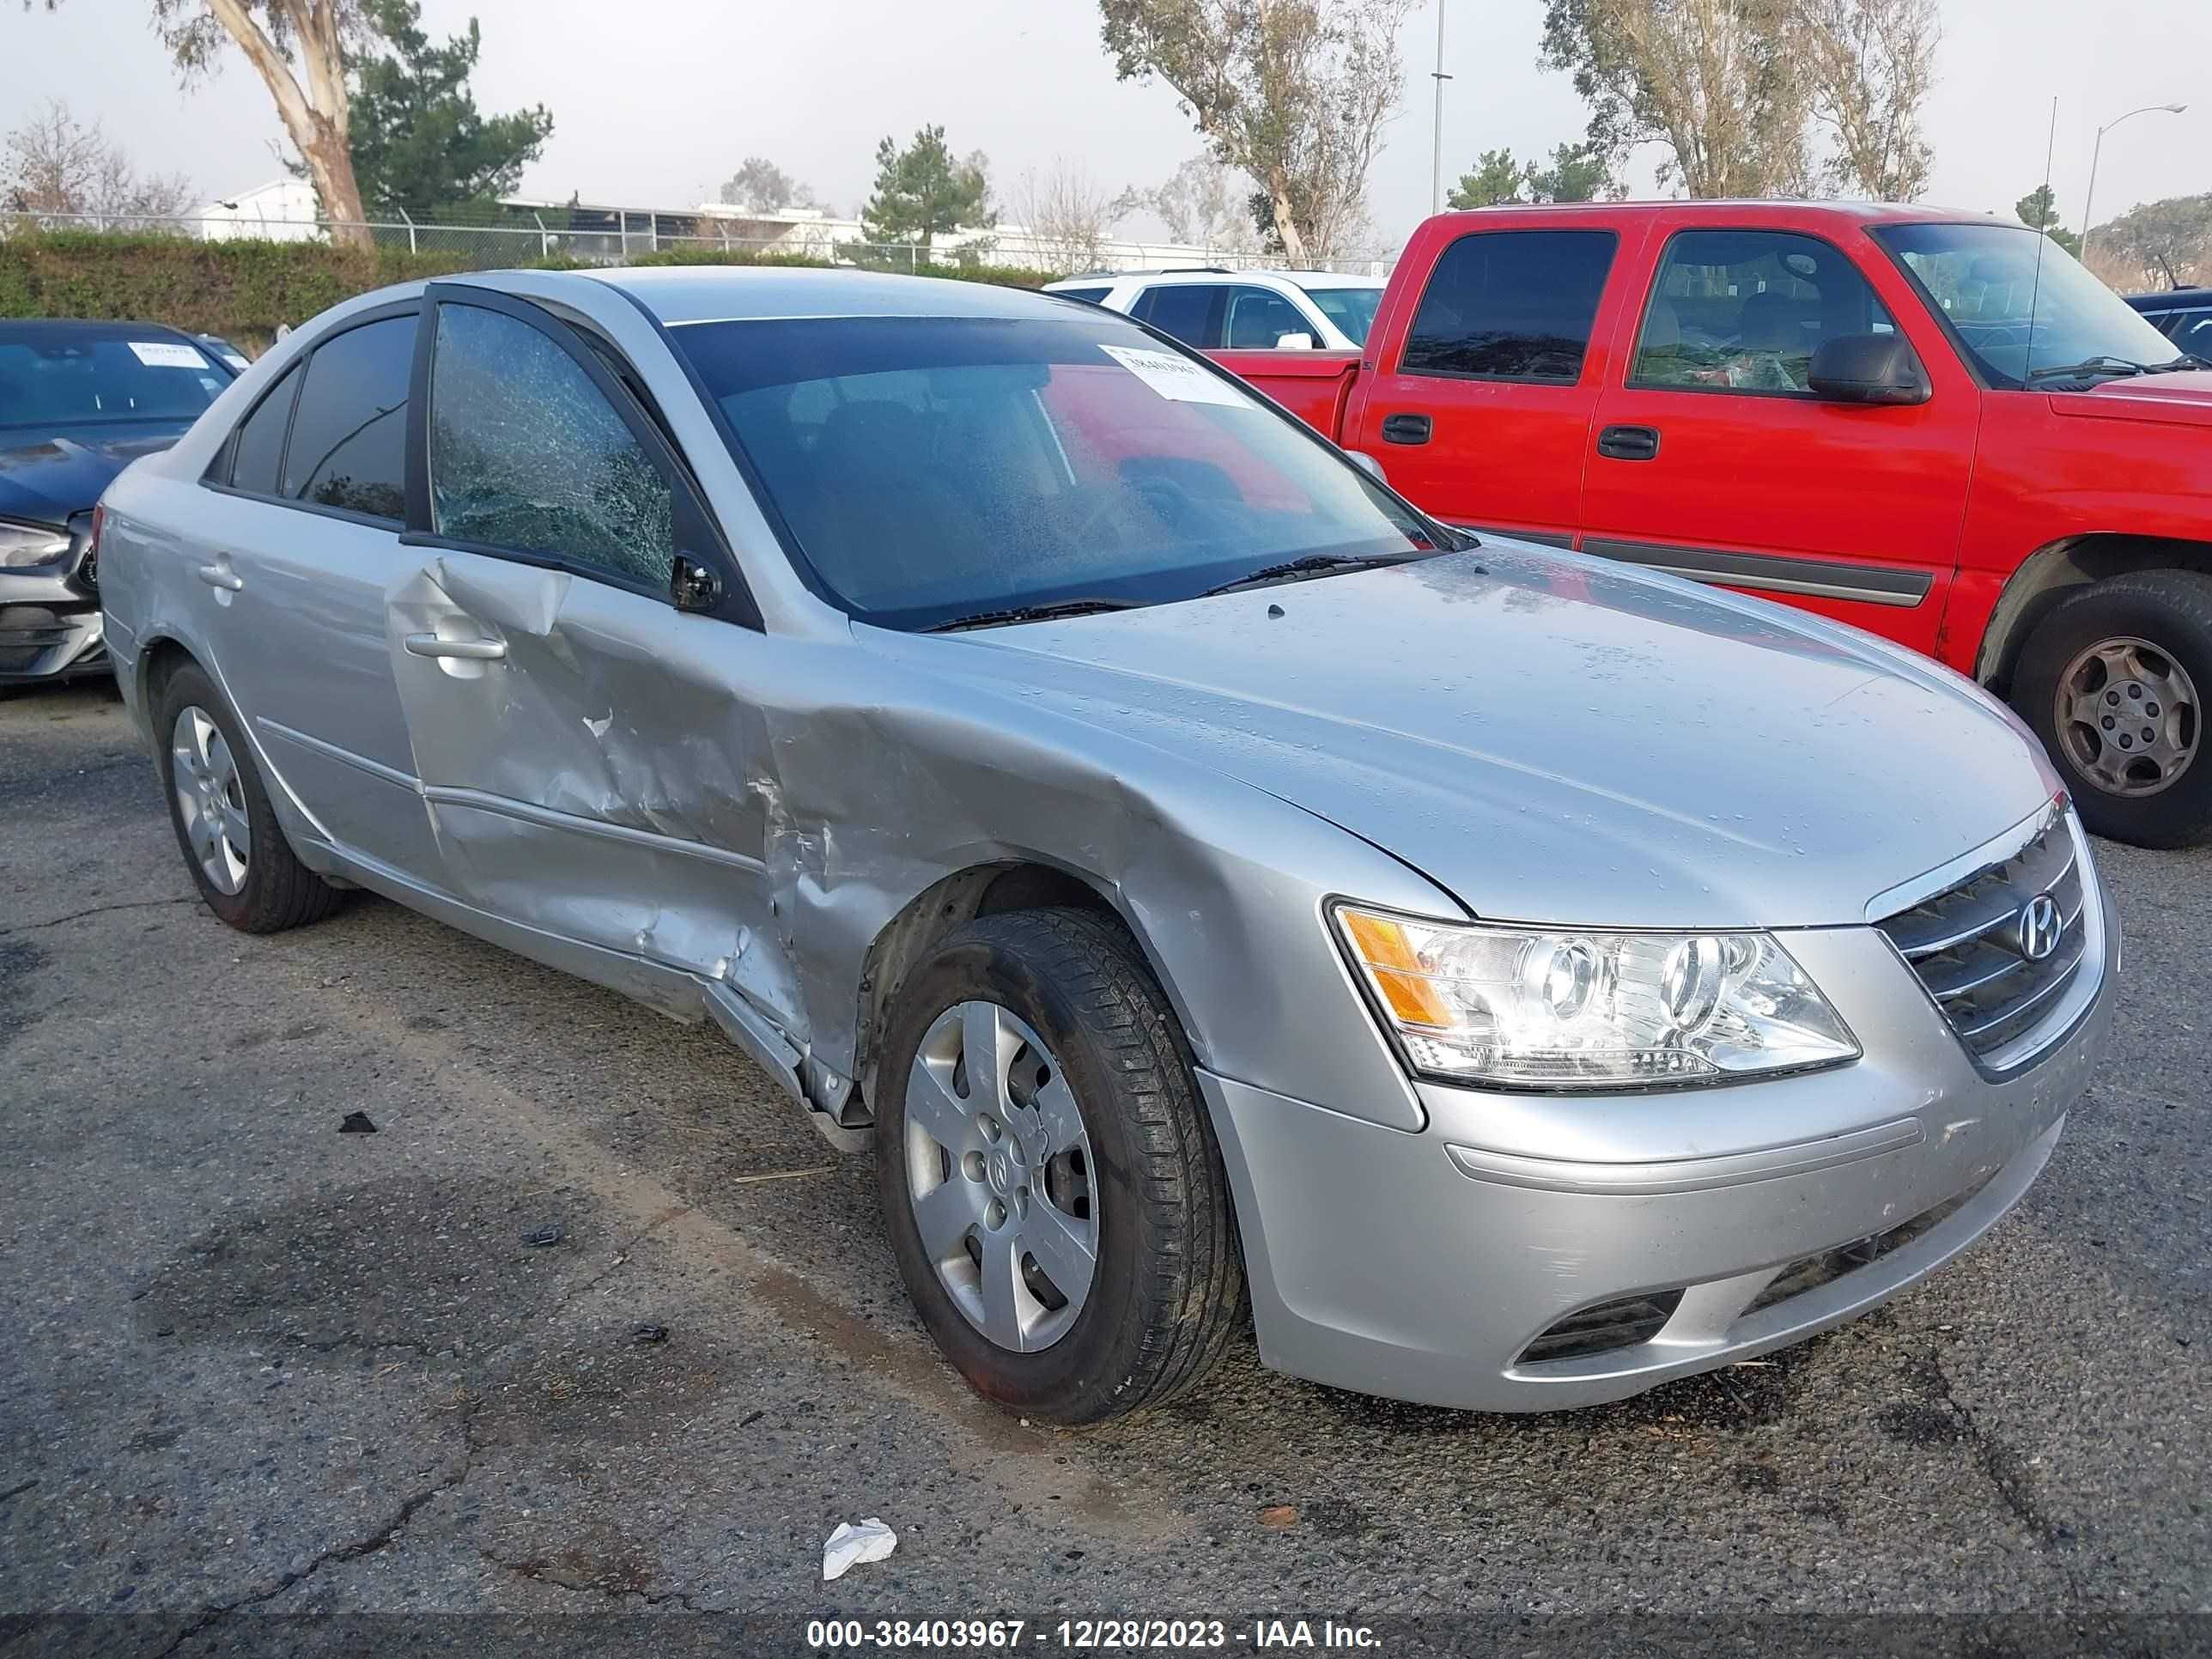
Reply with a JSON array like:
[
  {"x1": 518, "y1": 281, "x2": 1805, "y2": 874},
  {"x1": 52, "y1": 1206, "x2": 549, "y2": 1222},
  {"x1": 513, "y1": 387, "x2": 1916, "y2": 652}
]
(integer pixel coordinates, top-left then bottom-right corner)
[
  {"x1": 384, "y1": 285, "x2": 784, "y2": 1006},
  {"x1": 1578, "y1": 222, "x2": 1977, "y2": 654},
  {"x1": 196, "y1": 304, "x2": 445, "y2": 879},
  {"x1": 1129, "y1": 283, "x2": 1224, "y2": 350},
  {"x1": 1344, "y1": 222, "x2": 1630, "y2": 545}
]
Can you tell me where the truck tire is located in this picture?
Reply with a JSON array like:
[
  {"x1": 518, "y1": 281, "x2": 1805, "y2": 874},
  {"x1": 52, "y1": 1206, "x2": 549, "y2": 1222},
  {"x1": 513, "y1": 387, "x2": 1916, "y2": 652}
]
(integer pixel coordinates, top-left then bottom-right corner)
[
  {"x1": 2013, "y1": 569, "x2": 2212, "y2": 848},
  {"x1": 873, "y1": 907, "x2": 1244, "y2": 1423},
  {"x1": 155, "y1": 661, "x2": 344, "y2": 932}
]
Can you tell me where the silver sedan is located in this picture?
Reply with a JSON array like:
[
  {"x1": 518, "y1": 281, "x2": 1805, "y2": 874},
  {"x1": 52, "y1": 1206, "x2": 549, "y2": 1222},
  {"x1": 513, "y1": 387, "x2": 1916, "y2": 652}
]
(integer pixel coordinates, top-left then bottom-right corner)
[{"x1": 94, "y1": 267, "x2": 2115, "y2": 1421}]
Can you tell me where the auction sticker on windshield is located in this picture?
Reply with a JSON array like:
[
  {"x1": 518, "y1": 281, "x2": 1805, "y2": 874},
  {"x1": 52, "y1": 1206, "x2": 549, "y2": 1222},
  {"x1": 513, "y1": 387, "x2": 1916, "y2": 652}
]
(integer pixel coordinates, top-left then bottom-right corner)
[
  {"x1": 1098, "y1": 343, "x2": 1249, "y2": 407},
  {"x1": 127, "y1": 341, "x2": 208, "y2": 369}
]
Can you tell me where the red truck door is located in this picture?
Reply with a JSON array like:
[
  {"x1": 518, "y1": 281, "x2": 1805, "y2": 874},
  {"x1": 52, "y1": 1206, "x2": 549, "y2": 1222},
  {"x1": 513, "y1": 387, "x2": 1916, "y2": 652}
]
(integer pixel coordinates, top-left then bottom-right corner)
[
  {"x1": 1577, "y1": 219, "x2": 1977, "y2": 655},
  {"x1": 1344, "y1": 216, "x2": 1641, "y2": 545}
]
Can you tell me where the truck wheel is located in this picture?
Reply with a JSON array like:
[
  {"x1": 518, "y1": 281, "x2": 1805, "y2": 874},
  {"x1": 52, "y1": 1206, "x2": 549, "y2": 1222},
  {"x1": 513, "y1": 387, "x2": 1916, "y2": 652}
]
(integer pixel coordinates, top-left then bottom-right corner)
[
  {"x1": 2013, "y1": 569, "x2": 2212, "y2": 848},
  {"x1": 873, "y1": 908, "x2": 1244, "y2": 1423},
  {"x1": 155, "y1": 662, "x2": 344, "y2": 932}
]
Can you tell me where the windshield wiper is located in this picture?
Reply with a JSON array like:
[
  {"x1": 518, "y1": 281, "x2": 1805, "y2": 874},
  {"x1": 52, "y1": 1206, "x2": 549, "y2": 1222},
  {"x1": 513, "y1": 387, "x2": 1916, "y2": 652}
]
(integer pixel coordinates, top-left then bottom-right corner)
[
  {"x1": 924, "y1": 598, "x2": 1139, "y2": 633},
  {"x1": 2146, "y1": 354, "x2": 2211, "y2": 373},
  {"x1": 2026, "y1": 355, "x2": 2161, "y2": 382},
  {"x1": 1197, "y1": 550, "x2": 1429, "y2": 599}
]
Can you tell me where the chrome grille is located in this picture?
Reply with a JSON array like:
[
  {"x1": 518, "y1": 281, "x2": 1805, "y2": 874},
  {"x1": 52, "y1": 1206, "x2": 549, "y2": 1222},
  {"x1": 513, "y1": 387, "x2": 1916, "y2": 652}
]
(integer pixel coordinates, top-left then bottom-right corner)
[{"x1": 1877, "y1": 809, "x2": 2087, "y2": 1063}]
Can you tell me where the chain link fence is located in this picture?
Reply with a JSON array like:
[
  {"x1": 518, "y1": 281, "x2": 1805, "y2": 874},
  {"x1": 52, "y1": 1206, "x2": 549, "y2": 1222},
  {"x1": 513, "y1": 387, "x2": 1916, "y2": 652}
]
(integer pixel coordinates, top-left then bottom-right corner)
[{"x1": 2, "y1": 208, "x2": 1394, "y2": 278}]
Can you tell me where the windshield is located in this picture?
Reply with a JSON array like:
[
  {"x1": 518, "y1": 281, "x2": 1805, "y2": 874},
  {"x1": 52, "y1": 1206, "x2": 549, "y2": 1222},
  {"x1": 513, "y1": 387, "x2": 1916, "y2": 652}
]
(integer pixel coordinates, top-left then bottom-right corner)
[
  {"x1": 1873, "y1": 222, "x2": 2187, "y2": 386},
  {"x1": 673, "y1": 313, "x2": 1437, "y2": 631},
  {"x1": 1294, "y1": 282, "x2": 1383, "y2": 346},
  {"x1": 0, "y1": 326, "x2": 229, "y2": 430}
]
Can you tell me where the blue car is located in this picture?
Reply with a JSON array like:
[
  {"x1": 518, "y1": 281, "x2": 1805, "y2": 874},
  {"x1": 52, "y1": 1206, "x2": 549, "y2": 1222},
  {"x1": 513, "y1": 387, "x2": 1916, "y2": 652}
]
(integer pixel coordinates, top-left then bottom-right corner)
[
  {"x1": 2124, "y1": 286, "x2": 2212, "y2": 362},
  {"x1": 1, "y1": 319, "x2": 236, "y2": 684}
]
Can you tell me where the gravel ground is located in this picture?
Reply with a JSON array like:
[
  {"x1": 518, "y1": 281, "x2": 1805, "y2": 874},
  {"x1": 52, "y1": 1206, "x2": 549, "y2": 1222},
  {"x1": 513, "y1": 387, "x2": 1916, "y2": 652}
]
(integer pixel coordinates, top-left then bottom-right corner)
[{"x1": 2, "y1": 678, "x2": 2207, "y2": 1657}]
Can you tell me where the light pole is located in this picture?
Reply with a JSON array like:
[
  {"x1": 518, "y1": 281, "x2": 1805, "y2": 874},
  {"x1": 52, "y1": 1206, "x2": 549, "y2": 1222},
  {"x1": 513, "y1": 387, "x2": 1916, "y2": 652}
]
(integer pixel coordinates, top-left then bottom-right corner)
[
  {"x1": 1430, "y1": 2, "x2": 1451, "y2": 215},
  {"x1": 2079, "y1": 101, "x2": 2186, "y2": 269}
]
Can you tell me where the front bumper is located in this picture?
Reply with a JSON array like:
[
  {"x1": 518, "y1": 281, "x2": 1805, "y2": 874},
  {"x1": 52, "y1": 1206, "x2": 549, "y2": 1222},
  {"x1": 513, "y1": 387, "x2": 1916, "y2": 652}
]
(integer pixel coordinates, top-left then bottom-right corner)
[
  {"x1": 1201, "y1": 878, "x2": 2116, "y2": 1413},
  {"x1": 1, "y1": 537, "x2": 104, "y2": 684}
]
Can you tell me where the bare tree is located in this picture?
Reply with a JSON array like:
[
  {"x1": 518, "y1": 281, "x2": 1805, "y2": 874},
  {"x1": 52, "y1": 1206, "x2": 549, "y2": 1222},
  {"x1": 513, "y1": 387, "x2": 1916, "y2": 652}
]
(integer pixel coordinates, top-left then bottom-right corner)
[
  {"x1": 1009, "y1": 161, "x2": 1140, "y2": 275},
  {"x1": 719, "y1": 155, "x2": 823, "y2": 214},
  {"x1": 1100, "y1": 0, "x2": 1416, "y2": 264},
  {"x1": 1147, "y1": 154, "x2": 1259, "y2": 251},
  {"x1": 26, "y1": 2, "x2": 377, "y2": 245},
  {"x1": 1801, "y1": 0, "x2": 1938, "y2": 200},
  {"x1": 1541, "y1": 0, "x2": 1811, "y2": 198},
  {"x1": 2, "y1": 99, "x2": 198, "y2": 227}
]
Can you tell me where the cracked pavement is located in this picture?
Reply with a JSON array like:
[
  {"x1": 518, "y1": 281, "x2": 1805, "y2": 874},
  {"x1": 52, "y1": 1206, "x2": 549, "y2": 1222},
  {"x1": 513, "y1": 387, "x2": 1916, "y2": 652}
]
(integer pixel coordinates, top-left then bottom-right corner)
[{"x1": 2, "y1": 680, "x2": 2209, "y2": 1654}]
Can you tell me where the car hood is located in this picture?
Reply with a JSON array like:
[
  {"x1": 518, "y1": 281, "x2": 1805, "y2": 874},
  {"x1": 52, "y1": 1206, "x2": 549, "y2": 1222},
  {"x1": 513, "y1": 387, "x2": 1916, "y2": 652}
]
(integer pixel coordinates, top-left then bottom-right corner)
[
  {"x1": 901, "y1": 544, "x2": 2055, "y2": 930},
  {"x1": 0, "y1": 425, "x2": 190, "y2": 526},
  {"x1": 2049, "y1": 369, "x2": 2212, "y2": 432}
]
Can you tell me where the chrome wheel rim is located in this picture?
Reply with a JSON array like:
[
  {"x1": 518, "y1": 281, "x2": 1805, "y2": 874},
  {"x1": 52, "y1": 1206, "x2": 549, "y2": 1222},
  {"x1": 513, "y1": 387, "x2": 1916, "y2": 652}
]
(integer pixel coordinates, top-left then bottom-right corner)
[
  {"x1": 903, "y1": 1000, "x2": 1098, "y2": 1352},
  {"x1": 2056, "y1": 635, "x2": 2200, "y2": 799},
  {"x1": 171, "y1": 704, "x2": 251, "y2": 894}
]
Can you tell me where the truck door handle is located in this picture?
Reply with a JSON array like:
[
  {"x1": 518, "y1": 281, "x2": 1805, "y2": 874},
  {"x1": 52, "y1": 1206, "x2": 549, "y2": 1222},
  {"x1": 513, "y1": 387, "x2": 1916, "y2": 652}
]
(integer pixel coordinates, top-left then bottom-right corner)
[
  {"x1": 404, "y1": 633, "x2": 506, "y2": 661},
  {"x1": 194, "y1": 562, "x2": 243, "y2": 592},
  {"x1": 1596, "y1": 424, "x2": 1662, "y2": 461},
  {"x1": 1381, "y1": 412, "x2": 1432, "y2": 445}
]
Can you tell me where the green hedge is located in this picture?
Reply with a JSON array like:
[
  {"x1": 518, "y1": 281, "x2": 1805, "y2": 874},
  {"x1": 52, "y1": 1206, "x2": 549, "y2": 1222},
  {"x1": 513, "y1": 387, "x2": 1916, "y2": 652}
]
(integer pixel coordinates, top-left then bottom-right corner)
[{"x1": 0, "y1": 230, "x2": 1055, "y2": 356}]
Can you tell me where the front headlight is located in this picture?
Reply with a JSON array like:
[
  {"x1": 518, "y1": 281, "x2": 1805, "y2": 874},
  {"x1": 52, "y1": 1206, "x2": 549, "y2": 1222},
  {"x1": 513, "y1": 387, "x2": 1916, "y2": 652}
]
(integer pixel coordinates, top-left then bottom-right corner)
[
  {"x1": 0, "y1": 519, "x2": 73, "y2": 569},
  {"x1": 1333, "y1": 904, "x2": 1859, "y2": 1090}
]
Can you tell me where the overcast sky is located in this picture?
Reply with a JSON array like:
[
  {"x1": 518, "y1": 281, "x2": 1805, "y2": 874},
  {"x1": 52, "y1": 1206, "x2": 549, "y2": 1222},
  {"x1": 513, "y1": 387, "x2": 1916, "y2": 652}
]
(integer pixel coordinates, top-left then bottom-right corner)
[{"x1": 3, "y1": 0, "x2": 2205, "y2": 246}]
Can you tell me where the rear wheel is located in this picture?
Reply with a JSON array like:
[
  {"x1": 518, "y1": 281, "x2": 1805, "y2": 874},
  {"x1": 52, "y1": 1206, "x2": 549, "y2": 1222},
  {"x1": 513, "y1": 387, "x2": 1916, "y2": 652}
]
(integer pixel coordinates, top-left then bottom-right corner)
[
  {"x1": 873, "y1": 908, "x2": 1243, "y2": 1423},
  {"x1": 155, "y1": 662, "x2": 343, "y2": 933},
  {"x1": 2014, "y1": 570, "x2": 2212, "y2": 848}
]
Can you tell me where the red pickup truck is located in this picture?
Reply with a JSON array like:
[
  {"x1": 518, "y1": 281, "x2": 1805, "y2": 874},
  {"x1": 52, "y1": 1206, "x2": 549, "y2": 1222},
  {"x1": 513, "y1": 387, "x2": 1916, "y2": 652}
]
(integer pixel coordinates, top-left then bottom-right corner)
[{"x1": 1212, "y1": 202, "x2": 2212, "y2": 848}]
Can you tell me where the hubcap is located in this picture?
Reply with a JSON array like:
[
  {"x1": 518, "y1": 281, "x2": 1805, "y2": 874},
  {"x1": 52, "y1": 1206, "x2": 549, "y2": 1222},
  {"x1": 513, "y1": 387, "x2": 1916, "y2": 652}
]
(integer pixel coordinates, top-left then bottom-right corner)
[
  {"x1": 2056, "y1": 636, "x2": 2200, "y2": 799},
  {"x1": 903, "y1": 1000, "x2": 1098, "y2": 1353},
  {"x1": 170, "y1": 704, "x2": 251, "y2": 895}
]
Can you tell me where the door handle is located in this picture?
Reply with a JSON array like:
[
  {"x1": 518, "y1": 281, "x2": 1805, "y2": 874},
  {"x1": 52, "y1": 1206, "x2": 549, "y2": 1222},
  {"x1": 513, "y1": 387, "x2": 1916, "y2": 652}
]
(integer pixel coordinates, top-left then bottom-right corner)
[
  {"x1": 404, "y1": 633, "x2": 506, "y2": 661},
  {"x1": 194, "y1": 562, "x2": 243, "y2": 592},
  {"x1": 1381, "y1": 412, "x2": 1432, "y2": 445},
  {"x1": 1596, "y1": 424, "x2": 1662, "y2": 461}
]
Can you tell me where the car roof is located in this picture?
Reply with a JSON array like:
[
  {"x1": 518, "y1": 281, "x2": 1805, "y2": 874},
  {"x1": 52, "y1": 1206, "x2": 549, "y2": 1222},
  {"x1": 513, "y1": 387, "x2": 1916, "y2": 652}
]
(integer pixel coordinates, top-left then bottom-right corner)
[
  {"x1": 1431, "y1": 199, "x2": 2009, "y2": 228},
  {"x1": 575, "y1": 264, "x2": 1085, "y2": 327},
  {"x1": 2127, "y1": 288, "x2": 2212, "y2": 307},
  {"x1": 1067, "y1": 269, "x2": 1383, "y2": 290}
]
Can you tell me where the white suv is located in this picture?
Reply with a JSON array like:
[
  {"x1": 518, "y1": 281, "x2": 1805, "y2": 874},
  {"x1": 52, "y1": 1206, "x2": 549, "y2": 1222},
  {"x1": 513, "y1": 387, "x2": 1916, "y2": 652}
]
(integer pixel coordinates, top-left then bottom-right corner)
[{"x1": 1043, "y1": 268, "x2": 1385, "y2": 351}]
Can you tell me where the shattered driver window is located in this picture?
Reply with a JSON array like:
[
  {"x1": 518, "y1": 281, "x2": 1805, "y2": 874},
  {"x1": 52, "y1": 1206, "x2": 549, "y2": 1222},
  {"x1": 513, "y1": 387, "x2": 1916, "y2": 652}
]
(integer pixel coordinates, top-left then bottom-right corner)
[{"x1": 428, "y1": 303, "x2": 675, "y2": 590}]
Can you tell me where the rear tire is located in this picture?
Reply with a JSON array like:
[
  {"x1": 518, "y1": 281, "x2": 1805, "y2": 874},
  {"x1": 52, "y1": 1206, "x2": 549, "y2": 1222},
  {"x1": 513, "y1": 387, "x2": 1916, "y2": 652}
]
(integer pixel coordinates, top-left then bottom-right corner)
[
  {"x1": 874, "y1": 908, "x2": 1244, "y2": 1424},
  {"x1": 154, "y1": 661, "x2": 343, "y2": 933},
  {"x1": 2013, "y1": 570, "x2": 2212, "y2": 849}
]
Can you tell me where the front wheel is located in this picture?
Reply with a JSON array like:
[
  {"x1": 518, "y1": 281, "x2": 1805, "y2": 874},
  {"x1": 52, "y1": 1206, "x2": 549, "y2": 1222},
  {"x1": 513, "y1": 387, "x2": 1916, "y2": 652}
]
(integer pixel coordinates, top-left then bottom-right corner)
[
  {"x1": 873, "y1": 908, "x2": 1243, "y2": 1423},
  {"x1": 2014, "y1": 570, "x2": 2212, "y2": 848}
]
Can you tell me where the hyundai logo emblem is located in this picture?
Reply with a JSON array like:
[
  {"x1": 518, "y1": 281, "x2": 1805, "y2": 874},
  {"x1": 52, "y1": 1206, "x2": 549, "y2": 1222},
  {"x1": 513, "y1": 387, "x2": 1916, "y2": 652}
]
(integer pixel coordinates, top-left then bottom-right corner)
[{"x1": 2018, "y1": 892, "x2": 2063, "y2": 963}]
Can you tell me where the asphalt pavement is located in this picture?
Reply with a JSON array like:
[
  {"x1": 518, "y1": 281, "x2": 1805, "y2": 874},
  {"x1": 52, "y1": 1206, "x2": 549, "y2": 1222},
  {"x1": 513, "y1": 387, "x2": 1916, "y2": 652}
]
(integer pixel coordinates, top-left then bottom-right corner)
[{"x1": 2, "y1": 678, "x2": 2207, "y2": 1657}]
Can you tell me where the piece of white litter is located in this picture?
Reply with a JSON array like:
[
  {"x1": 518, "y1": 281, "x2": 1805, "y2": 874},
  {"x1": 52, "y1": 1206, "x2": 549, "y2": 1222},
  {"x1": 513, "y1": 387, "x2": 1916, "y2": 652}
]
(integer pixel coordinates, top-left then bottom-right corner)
[{"x1": 822, "y1": 1517, "x2": 897, "y2": 1582}]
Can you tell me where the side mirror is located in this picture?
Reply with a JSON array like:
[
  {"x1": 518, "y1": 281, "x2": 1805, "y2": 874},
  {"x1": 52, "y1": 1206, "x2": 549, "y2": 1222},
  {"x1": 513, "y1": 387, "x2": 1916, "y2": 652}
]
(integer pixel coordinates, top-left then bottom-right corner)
[
  {"x1": 1808, "y1": 333, "x2": 1930, "y2": 406},
  {"x1": 672, "y1": 553, "x2": 723, "y2": 613},
  {"x1": 1274, "y1": 331, "x2": 1316, "y2": 351},
  {"x1": 1344, "y1": 450, "x2": 1388, "y2": 484}
]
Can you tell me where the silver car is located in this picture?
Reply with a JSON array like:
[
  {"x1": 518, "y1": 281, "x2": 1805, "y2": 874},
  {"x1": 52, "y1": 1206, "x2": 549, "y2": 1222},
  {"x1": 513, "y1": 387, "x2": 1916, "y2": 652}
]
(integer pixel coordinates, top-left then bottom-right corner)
[{"x1": 95, "y1": 268, "x2": 2115, "y2": 1422}]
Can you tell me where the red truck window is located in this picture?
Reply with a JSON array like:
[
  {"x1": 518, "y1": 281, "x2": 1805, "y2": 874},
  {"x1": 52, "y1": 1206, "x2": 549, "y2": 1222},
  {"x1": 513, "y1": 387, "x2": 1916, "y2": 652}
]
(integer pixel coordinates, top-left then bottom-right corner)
[
  {"x1": 1630, "y1": 229, "x2": 1898, "y2": 396},
  {"x1": 1397, "y1": 228, "x2": 1618, "y2": 384}
]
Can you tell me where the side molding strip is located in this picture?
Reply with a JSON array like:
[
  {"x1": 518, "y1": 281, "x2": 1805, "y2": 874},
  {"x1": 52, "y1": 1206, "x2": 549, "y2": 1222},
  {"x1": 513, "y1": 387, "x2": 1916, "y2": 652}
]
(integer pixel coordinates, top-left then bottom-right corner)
[{"x1": 1582, "y1": 538, "x2": 1933, "y2": 608}]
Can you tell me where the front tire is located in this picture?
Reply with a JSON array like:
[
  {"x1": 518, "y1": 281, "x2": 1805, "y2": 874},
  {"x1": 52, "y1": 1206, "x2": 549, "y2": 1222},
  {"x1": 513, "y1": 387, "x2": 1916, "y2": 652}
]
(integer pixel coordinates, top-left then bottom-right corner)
[
  {"x1": 154, "y1": 661, "x2": 343, "y2": 933},
  {"x1": 874, "y1": 908, "x2": 1243, "y2": 1424},
  {"x1": 2014, "y1": 570, "x2": 2212, "y2": 849}
]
